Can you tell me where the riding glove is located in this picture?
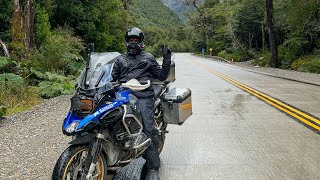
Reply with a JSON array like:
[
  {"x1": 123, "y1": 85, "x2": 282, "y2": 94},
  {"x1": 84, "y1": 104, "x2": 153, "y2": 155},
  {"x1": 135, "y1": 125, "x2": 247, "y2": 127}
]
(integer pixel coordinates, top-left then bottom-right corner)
[{"x1": 162, "y1": 44, "x2": 171, "y2": 63}]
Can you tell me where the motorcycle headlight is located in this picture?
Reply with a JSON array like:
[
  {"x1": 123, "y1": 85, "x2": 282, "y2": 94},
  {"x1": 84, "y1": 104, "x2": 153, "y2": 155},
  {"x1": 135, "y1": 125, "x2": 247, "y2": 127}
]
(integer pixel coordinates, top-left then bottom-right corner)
[{"x1": 65, "y1": 121, "x2": 80, "y2": 133}]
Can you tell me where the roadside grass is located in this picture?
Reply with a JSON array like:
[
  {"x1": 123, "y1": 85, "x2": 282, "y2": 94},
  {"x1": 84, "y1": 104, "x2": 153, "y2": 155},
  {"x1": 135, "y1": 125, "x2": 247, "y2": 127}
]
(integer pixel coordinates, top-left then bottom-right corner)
[
  {"x1": 0, "y1": 86, "x2": 43, "y2": 116},
  {"x1": 291, "y1": 55, "x2": 320, "y2": 73},
  {"x1": 218, "y1": 50, "x2": 320, "y2": 74},
  {"x1": 218, "y1": 50, "x2": 242, "y2": 62}
]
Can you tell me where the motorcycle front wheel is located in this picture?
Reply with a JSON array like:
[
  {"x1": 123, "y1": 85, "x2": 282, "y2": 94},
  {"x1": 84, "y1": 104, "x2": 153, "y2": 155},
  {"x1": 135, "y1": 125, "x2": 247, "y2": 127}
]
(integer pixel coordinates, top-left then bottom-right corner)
[{"x1": 52, "y1": 145, "x2": 108, "y2": 180}]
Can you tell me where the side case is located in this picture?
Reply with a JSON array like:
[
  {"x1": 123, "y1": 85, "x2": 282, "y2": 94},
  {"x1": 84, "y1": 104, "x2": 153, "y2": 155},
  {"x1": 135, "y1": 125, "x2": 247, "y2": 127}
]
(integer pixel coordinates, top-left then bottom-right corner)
[{"x1": 162, "y1": 88, "x2": 192, "y2": 125}]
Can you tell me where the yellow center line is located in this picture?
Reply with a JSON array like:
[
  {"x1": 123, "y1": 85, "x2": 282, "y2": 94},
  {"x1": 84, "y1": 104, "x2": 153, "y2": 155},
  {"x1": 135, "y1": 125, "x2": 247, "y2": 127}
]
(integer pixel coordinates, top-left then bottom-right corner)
[
  {"x1": 213, "y1": 69, "x2": 320, "y2": 126},
  {"x1": 193, "y1": 60, "x2": 320, "y2": 131}
]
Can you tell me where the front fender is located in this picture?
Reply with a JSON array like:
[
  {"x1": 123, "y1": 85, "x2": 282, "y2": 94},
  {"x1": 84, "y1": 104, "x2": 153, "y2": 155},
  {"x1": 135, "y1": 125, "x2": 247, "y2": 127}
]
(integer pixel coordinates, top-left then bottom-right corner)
[{"x1": 69, "y1": 133, "x2": 96, "y2": 145}]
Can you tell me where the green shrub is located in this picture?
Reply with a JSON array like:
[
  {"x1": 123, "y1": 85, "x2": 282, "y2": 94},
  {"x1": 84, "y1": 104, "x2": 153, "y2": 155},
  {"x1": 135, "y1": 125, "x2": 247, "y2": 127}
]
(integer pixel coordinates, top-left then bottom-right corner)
[
  {"x1": 313, "y1": 49, "x2": 320, "y2": 55},
  {"x1": 217, "y1": 50, "x2": 243, "y2": 62},
  {"x1": 38, "y1": 80, "x2": 74, "y2": 99},
  {"x1": 66, "y1": 59, "x2": 85, "y2": 76},
  {"x1": 0, "y1": 105, "x2": 6, "y2": 117},
  {"x1": 291, "y1": 55, "x2": 320, "y2": 73},
  {"x1": 0, "y1": 73, "x2": 25, "y2": 93},
  {"x1": 27, "y1": 68, "x2": 76, "y2": 98},
  {"x1": 250, "y1": 51, "x2": 271, "y2": 67},
  {"x1": 291, "y1": 58, "x2": 306, "y2": 70},
  {"x1": 278, "y1": 45, "x2": 295, "y2": 69},
  {"x1": 29, "y1": 68, "x2": 46, "y2": 79},
  {"x1": 0, "y1": 57, "x2": 9, "y2": 67},
  {"x1": 283, "y1": 37, "x2": 309, "y2": 59},
  {"x1": 218, "y1": 50, "x2": 227, "y2": 59},
  {"x1": 0, "y1": 57, "x2": 18, "y2": 73},
  {"x1": 239, "y1": 49, "x2": 256, "y2": 61},
  {"x1": 32, "y1": 27, "x2": 84, "y2": 73},
  {"x1": 251, "y1": 57, "x2": 269, "y2": 67},
  {"x1": 0, "y1": 100, "x2": 6, "y2": 117},
  {"x1": 0, "y1": 73, "x2": 41, "y2": 116},
  {"x1": 44, "y1": 72, "x2": 67, "y2": 83},
  {"x1": 300, "y1": 59, "x2": 320, "y2": 73},
  {"x1": 145, "y1": 43, "x2": 163, "y2": 58},
  {"x1": 166, "y1": 40, "x2": 192, "y2": 53},
  {"x1": 29, "y1": 68, "x2": 69, "y2": 82}
]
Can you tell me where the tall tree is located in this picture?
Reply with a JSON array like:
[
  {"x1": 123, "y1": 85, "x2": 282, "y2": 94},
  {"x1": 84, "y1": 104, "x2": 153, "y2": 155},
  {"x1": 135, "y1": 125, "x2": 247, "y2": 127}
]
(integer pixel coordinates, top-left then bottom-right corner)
[
  {"x1": 266, "y1": 0, "x2": 279, "y2": 67},
  {"x1": 233, "y1": 0, "x2": 264, "y2": 50},
  {"x1": 185, "y1": 0, "x2": 211, "y2": 51},
  {"x1": 12, "y1": 0, "x2": 35, "y2": 58},
  {"x1": 0, "y1": 0, "x2": 14, "y2": 42},
  {"x1": 51, "y1": 0, "x2": 128, "y2": 52},
  {"x1": 122, "y1": 0, "x2": 132, "y2": 10}
]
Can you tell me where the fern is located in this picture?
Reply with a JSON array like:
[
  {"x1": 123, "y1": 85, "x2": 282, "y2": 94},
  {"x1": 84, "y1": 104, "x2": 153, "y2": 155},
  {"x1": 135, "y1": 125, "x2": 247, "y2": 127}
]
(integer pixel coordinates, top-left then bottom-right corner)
[
  {"x1": 0, "y1": 57, "x2": 17, "y2": 73},
  {"x1": 30, "y1": 68, "x2": 46, "y2": 79},
  {"x1": 0, "y1": 105, "x2": 6, "y2": 117},
  {"x1": 0, "y1": 73, "x2": 25, "y2": 93},
  {"x1": 44, "y1": 72, "x2": 66, "y2": 83},
  {"x1": 38, "y1": 80, "x2": 74, "y2": 98},
  {"x1": 0, "y1": 57, "x2": 9, "y2": 68},
  {"x1": 30, "y1": 68, "x2": 67, "y2": 82}
]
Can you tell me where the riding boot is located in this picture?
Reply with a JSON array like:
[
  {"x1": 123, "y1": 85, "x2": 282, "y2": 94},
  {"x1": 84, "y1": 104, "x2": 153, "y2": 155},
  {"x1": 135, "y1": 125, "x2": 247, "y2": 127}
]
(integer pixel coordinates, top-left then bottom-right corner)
[
  {"x1": 140, "y1": 163, "x2": 148, "y2": 180},
  {"x1": 145, "y1": 169, "x2": 160, "y2": 180}
]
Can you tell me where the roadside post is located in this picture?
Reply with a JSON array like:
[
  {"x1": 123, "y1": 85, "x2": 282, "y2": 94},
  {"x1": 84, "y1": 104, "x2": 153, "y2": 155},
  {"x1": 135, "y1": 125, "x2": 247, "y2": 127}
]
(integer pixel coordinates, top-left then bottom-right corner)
[{"x1": 209, "y1": 48, "x2": 213, "y2": 56}]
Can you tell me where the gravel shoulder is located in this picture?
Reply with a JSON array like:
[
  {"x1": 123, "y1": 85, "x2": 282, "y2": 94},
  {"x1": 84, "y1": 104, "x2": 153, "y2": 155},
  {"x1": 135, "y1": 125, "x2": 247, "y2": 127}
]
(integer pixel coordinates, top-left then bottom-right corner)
[
  {"x1": 0, "y1": 95, "x2": 72, "y2": 179},
  {"x1": 0, "y1": 94, "x2": 143, "y2": 180}
]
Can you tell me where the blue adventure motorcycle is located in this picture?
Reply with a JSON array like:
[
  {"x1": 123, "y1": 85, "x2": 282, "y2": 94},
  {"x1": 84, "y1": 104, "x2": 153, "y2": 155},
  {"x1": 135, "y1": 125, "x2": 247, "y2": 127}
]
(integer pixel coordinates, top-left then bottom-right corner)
[{"x1": 52, "y1": 45, "x2": 171, "y2": 180}]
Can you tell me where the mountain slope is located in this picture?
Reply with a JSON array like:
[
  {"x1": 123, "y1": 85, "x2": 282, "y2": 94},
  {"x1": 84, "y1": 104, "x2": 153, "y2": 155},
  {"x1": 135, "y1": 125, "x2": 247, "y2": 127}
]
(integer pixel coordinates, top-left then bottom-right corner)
[
  {"x1": 160, "y1": 0, "x2": 195, "y2": 23},
  {"x1": 130, "y1": 0, "x2": 182, "y2": 28}
]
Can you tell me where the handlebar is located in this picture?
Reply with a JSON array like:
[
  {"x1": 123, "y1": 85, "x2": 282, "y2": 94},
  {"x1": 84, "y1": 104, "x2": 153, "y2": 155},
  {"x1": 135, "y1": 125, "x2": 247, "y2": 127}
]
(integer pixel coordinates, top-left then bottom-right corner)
[
  {"x1": 111, "y1": 80, "x2": 169, "y2": 86},
  {"x1": 111, "y1": 81, "x2": 120, "y2": 86}
]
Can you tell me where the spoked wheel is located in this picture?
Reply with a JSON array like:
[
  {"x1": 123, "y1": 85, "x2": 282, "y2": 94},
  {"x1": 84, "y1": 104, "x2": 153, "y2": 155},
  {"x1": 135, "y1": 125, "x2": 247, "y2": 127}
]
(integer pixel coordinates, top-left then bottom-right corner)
[{"x1": 52, "y1": 145, "x2": 107, "y2": 180}]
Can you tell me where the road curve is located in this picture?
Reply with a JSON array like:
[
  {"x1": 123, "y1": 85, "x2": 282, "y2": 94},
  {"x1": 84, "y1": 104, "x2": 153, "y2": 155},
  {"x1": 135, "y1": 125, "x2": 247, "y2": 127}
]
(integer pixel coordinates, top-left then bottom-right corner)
[{"x1": 158, "y1": 53, "x2": 320, "y2": 179}]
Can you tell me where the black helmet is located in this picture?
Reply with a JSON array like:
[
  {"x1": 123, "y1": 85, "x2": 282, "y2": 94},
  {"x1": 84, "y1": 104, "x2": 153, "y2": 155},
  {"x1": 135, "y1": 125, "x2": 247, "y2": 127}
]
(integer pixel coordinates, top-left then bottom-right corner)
[{"x1": 125, "y1": 27, "x2": 145, "y2": 55}]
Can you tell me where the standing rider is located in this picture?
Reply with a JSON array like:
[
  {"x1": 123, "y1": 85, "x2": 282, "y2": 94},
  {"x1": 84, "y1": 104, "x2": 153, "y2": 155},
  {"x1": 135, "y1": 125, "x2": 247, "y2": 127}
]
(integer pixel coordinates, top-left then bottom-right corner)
[{"x1": 111, "y1": 27, "x2": 171, "y2": 180}]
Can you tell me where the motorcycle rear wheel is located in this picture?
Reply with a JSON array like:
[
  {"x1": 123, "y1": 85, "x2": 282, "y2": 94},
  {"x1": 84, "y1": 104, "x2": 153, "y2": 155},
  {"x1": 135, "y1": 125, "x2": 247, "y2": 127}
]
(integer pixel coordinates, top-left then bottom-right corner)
[{"x1": 52, "y1": 145, "x2": 107, "y2": 180}]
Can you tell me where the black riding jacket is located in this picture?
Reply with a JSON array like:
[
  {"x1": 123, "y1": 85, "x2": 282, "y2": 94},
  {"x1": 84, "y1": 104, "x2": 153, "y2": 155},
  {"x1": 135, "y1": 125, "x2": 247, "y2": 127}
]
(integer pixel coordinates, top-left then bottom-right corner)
[{"x1": 111, "y1": 51, "x2": 171, "y2": 98}]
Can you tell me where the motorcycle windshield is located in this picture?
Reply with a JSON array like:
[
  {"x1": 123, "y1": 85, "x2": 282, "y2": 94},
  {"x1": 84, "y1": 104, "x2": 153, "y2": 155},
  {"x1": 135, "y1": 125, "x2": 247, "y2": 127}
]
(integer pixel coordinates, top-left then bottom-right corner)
[{"x1": 77, "y1": 52, "x2": 121, "y2": 90}]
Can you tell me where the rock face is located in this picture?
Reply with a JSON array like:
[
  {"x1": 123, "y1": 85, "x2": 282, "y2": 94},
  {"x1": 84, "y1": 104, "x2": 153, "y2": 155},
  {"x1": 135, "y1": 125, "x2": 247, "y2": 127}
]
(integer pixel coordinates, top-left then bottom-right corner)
[
  {"x1": 160, "y1": 0, "x2": 193, "y2": 23},
  {"x1": 130, "y1": 0, "x2": 181, "y2": 27},
  {"x1": 161, "y1": 0, "x2": 204, "y2": 23}
]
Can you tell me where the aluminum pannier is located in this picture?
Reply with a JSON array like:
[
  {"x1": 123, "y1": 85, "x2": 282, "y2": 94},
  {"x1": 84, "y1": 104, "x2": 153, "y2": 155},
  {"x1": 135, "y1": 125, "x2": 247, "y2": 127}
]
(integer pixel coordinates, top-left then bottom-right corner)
[{"x1": 162, "y1": 88, "x2": 192, "y2": 125}]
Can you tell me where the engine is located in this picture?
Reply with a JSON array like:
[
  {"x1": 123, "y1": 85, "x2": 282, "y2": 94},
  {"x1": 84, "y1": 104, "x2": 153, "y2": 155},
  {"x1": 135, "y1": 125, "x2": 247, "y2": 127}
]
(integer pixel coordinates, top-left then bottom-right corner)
[{"x1": 100, "y1": 103, "x2": 143, "y2": 148}]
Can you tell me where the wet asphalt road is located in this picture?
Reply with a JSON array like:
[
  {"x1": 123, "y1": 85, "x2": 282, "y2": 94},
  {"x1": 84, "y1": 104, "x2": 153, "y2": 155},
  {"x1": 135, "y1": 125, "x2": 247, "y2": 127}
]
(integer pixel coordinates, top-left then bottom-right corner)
[
  {"x1": 1, "y1": 53, "x2": 318, "y2": 179},
  {"x1": 115, "y1": 53, "x2": 320, "y2": 180}
]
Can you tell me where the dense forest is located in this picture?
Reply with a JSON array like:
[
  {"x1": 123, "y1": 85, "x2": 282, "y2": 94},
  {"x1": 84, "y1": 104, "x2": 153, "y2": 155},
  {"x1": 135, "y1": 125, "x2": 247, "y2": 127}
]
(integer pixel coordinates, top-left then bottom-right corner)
[
  {"x1": 0, "y1": 0, "x2": 319, "y2": 116},
  {"x1": 0, "y1": 0, "x2": 191, "y2": 116},
  {"x1": 130, "y1": 0, "x2": 192, "y2": 56},
  {"x1": 185, "y1": 0, "x2": 320, "y2": 72}
]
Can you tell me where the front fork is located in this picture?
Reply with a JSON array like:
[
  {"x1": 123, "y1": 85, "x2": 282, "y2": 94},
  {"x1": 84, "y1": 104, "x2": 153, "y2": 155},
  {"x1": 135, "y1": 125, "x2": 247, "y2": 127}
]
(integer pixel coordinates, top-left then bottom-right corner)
[{"x1": 85, "y1": 131, "x2": 105, "y2": 179}]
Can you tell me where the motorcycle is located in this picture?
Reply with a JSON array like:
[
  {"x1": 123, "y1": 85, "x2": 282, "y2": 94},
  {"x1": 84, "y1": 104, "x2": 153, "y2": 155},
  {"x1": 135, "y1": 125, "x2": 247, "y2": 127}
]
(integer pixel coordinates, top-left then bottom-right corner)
[{"x1": 52, "y1": 44, "x2": 193, "y2": 180}]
